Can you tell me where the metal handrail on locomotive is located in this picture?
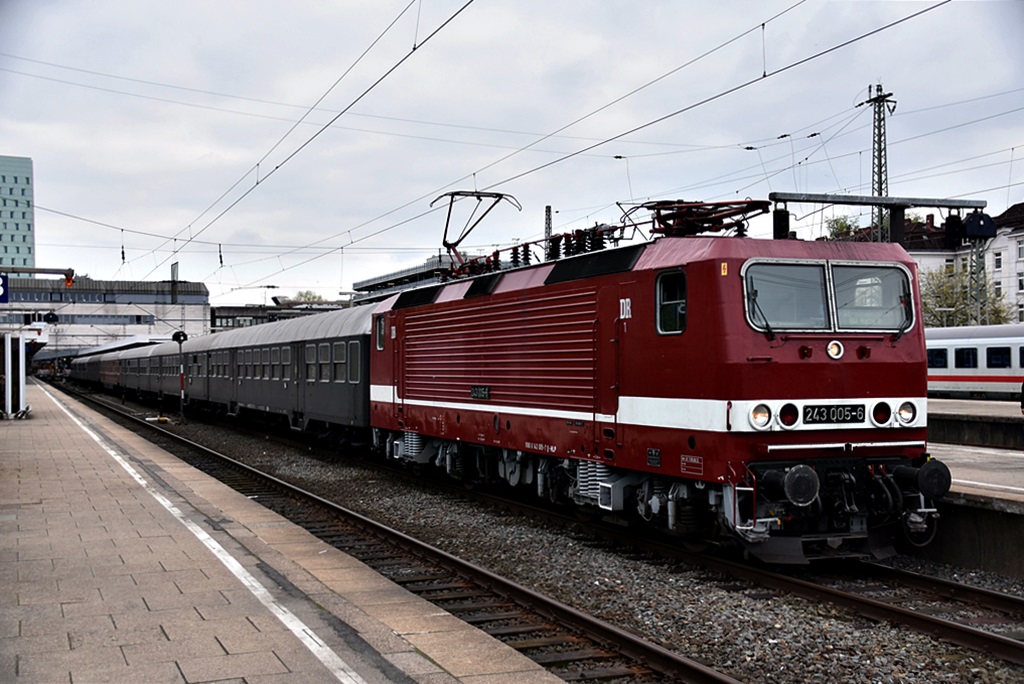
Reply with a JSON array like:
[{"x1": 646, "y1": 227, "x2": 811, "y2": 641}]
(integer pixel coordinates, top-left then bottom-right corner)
[{"x1": 70, "y1": 198, "x2": 950, "y2": 564}]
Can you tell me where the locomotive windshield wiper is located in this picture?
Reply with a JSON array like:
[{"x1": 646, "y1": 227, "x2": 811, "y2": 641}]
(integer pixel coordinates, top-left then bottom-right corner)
[
  {"x1": 748, "y1": 289, "x2": 776, "y2": 341},
  {"x1": 892, "y1": 284, "x2": 912, "y2": 342}
]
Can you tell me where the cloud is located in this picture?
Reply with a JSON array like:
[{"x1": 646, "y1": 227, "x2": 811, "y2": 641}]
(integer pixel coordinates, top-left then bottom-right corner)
[{"x1": 1, "y1": 1, "x2": 1021, "y2": 301}]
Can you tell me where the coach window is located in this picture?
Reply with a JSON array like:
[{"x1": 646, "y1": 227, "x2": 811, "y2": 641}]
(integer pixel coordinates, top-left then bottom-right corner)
[
  {"x1": 954, "y1": 347, "x2": 978, "y2": 369},
  {"x1": 927, "y1": 348, "x2": 948, "y2": 369},
  {"x1": 348, "y1": 341, "x2": 361, "y2": 383},
  {"x1": 282, "y1": 347, "x2": 292, "y2": 380},
  {"x1": 271, "y1": 348, "x2": 280, "y2": 380},
  {"x1": 319, "y1": 343, "x2": 331, "y2": 382},
  {"x1": 305, "y1": 344, "x2": 316, "y2": 381},
  {"x1": 987, "y1": 346, "x2": 1011, "y2": 369},
  {"x1": 657, "y1": 271, "x2": 687, "y2": 334},
  {"x1": 375, "y1": 315, "x2": 386, "y2": 351},
  {"x1": 333, "y1": 342, "x2": 346, "y2": 382},
  {"x1": 262, "y1": 348, "x2": 270, "y2": 379}
]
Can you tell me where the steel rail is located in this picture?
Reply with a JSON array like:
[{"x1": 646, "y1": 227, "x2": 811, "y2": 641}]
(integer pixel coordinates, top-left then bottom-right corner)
[{"x1": 859, "y1": 561, "x2": 1024, "y2": 616}]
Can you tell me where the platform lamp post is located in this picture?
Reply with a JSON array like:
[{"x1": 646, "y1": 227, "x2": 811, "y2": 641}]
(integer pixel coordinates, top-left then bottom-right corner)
[{"x1": 172, "y1": 330, "x2": 188, "y2": 424}]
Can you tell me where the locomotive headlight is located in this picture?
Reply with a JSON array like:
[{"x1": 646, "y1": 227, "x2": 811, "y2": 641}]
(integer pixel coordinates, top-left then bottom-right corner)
[
  {"x1": 779, "y1": 403, "x2": 799, "y2": 428},
  {"x1": 826, "y1": 340, "x2": 845, "y2": 360},
  {"x1": 750, "y1": 404, "x2": 772, "y2": 429},
  {"x1": 897, "y1": 401, "x2": 917, "y2": 425},
  {"x1": 872, "y1": 401, "x2": 893, "y2": 426}
]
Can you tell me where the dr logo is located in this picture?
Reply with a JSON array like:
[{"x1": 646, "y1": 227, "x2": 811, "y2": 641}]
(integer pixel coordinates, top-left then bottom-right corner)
[{"x1": 619, "y1": 298, "x2": 632, "y2": 320}]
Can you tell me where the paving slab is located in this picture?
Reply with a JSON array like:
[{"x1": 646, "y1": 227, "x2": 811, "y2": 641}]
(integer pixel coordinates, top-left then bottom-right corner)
[{"x1": 0, "y1": 383, "x2": 563, "y2": 683}]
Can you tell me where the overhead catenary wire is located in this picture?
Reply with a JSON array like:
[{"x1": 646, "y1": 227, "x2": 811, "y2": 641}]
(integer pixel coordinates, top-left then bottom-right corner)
[
  {"x1": 140, "y1": 0, "x2": 437, "y2": 280},
  {"x1": 24, "y1": 0, "x2": 1015, "y2": 295},
  {"x1": 222, "y1": 0, "x2": 957, "y2": 290},
  {"x1": 203, "y1": 0, "x2": 821, "y2": 286}
]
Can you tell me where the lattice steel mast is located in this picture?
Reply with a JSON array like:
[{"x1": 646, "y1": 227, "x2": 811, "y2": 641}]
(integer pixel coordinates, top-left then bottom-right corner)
[{"x1": 861, "y1": 85, "x2": 897, "y2": 241}]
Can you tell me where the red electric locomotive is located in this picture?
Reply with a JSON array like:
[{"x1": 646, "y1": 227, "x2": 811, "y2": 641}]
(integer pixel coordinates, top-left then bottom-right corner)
[{"x1": 369, "y1": 199, "x2": 950, "y2": 563}]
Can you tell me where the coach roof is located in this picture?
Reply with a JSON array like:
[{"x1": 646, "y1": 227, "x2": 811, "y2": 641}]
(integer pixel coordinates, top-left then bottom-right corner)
[{"x1": 190, "y1": 305, "x2": 375, "y2": 353}]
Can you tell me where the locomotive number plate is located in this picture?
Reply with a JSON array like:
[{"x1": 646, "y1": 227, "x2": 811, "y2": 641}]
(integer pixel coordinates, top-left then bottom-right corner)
[{"x1": 803, "y1": 404, "x2": 865, "y2": 424}]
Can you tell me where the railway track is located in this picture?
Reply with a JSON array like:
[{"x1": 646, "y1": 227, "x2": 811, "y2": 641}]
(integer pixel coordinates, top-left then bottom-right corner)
[
  {"x1": 60, "y1": 384, "x2": 739, "y2": 684},
  {"x1": 538, "y1": 512, "x2": 1024, "y2": 667},
  {"x1": 703, "y1": 555, "x2": 1024, "y2": 666},
  {"x1": 63, "y1": 384, "x2": 1024, "y2": 671}
]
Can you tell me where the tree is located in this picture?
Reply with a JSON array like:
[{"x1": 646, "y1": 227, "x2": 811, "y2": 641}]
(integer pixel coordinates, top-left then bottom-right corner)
[
  {"x1": 826, "y1": 212, "x2": 924, "y2": 241},
  {"x1": 919, "y1": 267, "x2": 1012, "y2": 327},
  {"x1": 825, "y1": 215, "x2": 859, "y2": 240},
  {"x1": 294, "y1": 290, "x2": 325, "y2": 302}
]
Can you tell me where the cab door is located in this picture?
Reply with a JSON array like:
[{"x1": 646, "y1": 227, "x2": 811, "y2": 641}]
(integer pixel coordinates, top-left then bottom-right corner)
[{"x1": 597, "y1": 281, "x2": 635, "y2": 455}]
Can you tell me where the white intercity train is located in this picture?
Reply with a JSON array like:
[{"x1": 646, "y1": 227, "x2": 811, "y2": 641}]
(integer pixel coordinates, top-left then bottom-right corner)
[{"x1": 926, "y1": 324, "x2": 1024, "y2": 399}]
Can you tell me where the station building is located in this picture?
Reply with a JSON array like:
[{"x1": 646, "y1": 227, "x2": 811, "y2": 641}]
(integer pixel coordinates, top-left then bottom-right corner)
[{"x1": 1, "y1": 276, "x2": 210, "y2": 361}]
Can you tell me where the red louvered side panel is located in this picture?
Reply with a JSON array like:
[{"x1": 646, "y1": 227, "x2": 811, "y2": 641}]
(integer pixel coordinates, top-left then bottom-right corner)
[{"x1": 401, "y1": 288, "x2": 598, "y2": 410}]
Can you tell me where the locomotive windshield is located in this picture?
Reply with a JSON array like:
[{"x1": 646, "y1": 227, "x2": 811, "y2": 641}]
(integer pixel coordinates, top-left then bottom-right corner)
[
  {"x1": 833, "y1": 265, "x2": 911, "y2": 330},
  {"x1": 744, "y1": 261, "x2": 912, "y2": 333}
]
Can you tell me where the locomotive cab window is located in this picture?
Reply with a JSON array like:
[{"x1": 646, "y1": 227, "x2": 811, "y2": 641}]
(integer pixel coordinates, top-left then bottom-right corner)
[
  {"x1": 745, "y1": 263, "x2": 828, "y2": 331},
  {"x1": 744, "y1": 261, "x2": 912, "y2": 333},
  {"x1": 657, "y1": 271, "x2": 687, "y2": 334},
  {"x1": 833, "y1": 265, "x2": 911, "y2": 330}
]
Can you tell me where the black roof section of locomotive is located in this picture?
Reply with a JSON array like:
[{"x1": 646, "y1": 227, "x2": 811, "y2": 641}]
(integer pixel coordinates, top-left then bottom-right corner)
[
  {"x1": 543, "y1": 243, "x2": 646, "y2": 285},
  {"x1": 464, "y1": 272, "x2": 503, "y2": 298},
  {"x1": 393, "y1": 284, "x2": 445, "y2": 309},
  {"x1": 382, "y1": 241, "x2": 649, "y2": 311}
]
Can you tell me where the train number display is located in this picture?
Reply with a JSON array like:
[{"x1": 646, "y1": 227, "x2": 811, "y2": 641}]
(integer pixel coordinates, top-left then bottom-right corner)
[{"x1": 803, "y1": 404, "x2": 865, "y2": 424}]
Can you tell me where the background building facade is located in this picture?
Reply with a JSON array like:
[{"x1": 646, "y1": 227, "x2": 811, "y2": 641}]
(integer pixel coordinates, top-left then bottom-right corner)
[
  {"x1": 0, "y1": 155, "x2": 35, "y2": 276},
  {"x1": 907, "y1": 203, "x2": 1024, "y2": 322}
]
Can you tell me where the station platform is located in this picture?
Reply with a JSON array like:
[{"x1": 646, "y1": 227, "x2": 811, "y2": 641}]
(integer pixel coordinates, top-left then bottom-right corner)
[
  {"x1": 930, "y1": 442, "x2": 1024, "y2": 511},
  {"x1": 928, "y1": 398, "x2": 1024, "y2": 511},
  {"x1": 0, "y1": 383, "x2": 561, "y2": 684}
]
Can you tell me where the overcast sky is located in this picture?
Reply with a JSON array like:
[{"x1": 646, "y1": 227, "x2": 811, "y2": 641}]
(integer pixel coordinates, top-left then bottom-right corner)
[{"x1": 1, "y1": 0, "x2": 1022, "y2": 305}]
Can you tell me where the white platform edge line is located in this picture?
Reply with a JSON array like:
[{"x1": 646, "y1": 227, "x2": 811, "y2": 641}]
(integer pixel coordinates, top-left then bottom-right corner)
[
  {"x1": 39, "y1": 385, "x2": 367, "y2": 684},
  {"x1": 952, "y1": 478, "x2": 1024, "y2": 495}
]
